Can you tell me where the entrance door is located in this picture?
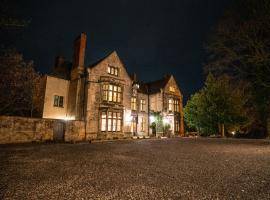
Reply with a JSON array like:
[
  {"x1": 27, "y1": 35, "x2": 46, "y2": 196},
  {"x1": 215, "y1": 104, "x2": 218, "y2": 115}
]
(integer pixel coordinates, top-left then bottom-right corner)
[{"x1": 53, "y1": 121, "x2": 65, "y2": 142}]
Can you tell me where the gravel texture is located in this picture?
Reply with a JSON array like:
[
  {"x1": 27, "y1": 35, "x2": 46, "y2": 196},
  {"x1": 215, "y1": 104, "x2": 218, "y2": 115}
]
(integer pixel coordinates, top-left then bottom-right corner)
[{"x1": 0, "y1": 138, "x2": 270, "y2": 200}]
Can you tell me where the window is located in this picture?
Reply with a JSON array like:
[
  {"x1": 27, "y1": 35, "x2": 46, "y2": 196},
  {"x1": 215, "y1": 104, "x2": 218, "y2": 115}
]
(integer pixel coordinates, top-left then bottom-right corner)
[
  {"x1": 131, "y1": 117, "x2": 137, "y2": 133},
  {"x1": 101, "y1": 112, "x2": 107, "y2": 131},
  {"x1": 175, "y1": 120, "x2": 180, "y2": 132},
  {"x1": 140, "y1": 99, "x2": 146, "y2": 111},
  {"x1": 102, "y1": 84, "x2": 122, "y2": 103},
  {"x1": 131, "y1": 97, "x2": 137, "y2": 110},
  {"x1": 53, "y1": 95, "x2": 64, "y2": 107},
  {"x1": 141, "y1": 117, "x2": 146, "y2": 132},
  {"x1": 174, "y1": 99, "x2": 180, "y2": 112},
  {"x1": 108, "y1": 66, "x2": 119, "y2": 76},
  {"x1": 169, "y1": 86, "x2": 175, "y2": 93},
  {"x1": 168, "y1": 99, "x2": 173, "y2": 112},
  {"x1": 101, "y1": 111, "x2": 122, "y2": 132}
]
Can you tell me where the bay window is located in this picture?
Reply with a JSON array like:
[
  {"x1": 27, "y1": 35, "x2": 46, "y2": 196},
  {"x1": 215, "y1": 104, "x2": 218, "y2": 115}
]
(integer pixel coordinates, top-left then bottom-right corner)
[
  {"x1": 101, "y1": 111, "x2": 122, "y2": 132},
  {"x1": 102, "y1": 83, "x2": 122, "y2": 103}
]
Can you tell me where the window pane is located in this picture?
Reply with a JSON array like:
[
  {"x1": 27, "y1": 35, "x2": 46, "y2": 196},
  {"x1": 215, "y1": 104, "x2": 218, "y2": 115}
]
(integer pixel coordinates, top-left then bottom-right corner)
[
  {"x1": 59, "y1": 96, "x2": 64, "y2": 107},
  {"x1": 54, "y1": 96, "x2": 59, "y2": 106},
  {"x1": 101, "y1": 112, "x2": 107, "y2": 132},
  {"x1": 117, "y1": 120, "x2": 121, "y2": 131},
  {"x1": 115, "y1": 68, "x2": 118, "y2": 76}
]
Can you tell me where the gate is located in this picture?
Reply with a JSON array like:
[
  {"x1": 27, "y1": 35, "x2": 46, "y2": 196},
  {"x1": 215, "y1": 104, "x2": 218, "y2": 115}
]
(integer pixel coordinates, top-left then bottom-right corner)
[{"x1": 53, "y1": 121, "x2": 65, "y2": 142}]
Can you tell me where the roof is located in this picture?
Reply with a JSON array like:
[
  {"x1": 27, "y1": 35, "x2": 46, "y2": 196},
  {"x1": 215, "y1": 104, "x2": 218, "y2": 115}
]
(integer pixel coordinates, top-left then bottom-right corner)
[
  {"x1": 88, "y1": 51, "x2": 116, "y2": 68},
  {"x1": 136, "y1": 74, "x2": 172, "y2": 94}
]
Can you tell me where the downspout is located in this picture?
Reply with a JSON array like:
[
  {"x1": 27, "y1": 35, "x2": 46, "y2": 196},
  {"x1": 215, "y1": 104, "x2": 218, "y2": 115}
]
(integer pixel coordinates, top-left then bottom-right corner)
[
  {"x1": 82, "y1": 69, "x2": 87, "y2": 141},
  {"x1": 147, "y1": 85, "x2": 150, "y2": 137}
]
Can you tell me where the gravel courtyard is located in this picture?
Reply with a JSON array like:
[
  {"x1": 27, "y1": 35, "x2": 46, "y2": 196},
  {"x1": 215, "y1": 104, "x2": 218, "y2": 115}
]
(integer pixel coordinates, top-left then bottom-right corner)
[{"x1": 0, "y1": 138, "x2": 270, "y2": 200}]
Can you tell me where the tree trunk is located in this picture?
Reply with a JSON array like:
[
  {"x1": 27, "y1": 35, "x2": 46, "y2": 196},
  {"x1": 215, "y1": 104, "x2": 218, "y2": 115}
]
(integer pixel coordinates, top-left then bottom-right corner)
[
  {"x1": 266, "y1": 116, "x2": 270, "y2": 139},
  {"x1": 221, "y1": 123, "x2": 225, "y2": 138}
]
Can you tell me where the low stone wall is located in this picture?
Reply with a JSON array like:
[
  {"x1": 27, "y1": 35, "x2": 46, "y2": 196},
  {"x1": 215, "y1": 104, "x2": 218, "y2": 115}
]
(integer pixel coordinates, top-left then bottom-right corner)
[
  {"x1": 0, "y1": 116, "x2": 85, "y2": 144},
  {"x1": 65, "y1": 120, "x2": 86, "y2": 142}
]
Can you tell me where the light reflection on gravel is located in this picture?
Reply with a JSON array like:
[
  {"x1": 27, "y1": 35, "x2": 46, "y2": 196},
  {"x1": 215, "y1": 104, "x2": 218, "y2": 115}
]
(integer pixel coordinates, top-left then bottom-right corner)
[{"x1": 0, "y1": 138, "x2": 270, "y2": 200}]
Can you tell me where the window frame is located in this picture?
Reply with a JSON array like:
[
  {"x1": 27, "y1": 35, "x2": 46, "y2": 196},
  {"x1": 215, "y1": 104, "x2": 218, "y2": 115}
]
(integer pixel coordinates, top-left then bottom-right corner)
[
  {"x1": 53, "y1": 95, "x2": 64, "y2": 108},
  {"x1": 100, "y1": 111, "x2": 123, "y2": 132},
  {"x1": 131, "y1": 97, "x2": 137, "y2": 111},
  {"x1": 107, "y1": 66, "x2": 119, "y2": 76},
  {"x1": 141, "y1": 117, "x2": 146, "y2": 132},
  {"x1": 140, "y1": 99, "x2": 146, "y2": 112},
  {"x1": 102, "y1": 83, "x2": 122, "y2": 103}
]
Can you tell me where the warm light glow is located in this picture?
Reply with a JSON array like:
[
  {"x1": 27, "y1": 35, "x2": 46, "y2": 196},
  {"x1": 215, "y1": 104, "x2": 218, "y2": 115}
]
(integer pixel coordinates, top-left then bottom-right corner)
[
  {"x1": 124, "y1": 109, "x2": 132, "y2": 123},
  {"x1": 232, "y1": 131, "x2": 236, "y2": 135},
  {"x1": 63, "y1": 116, "x2": 75, "y2": 121},
  {"x1": 150, "y1": 115, "x2": 155, "y2": 123},
  {"x1": 163, "y1": 117, "x2": 169, "y2": 125}
]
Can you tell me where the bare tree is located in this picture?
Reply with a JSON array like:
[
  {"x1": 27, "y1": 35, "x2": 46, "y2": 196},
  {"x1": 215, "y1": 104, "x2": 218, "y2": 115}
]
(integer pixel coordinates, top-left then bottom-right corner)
[
  {"x1": 0, "y1": 48, "x2": 42, "y2": 117},
  {"x1": 205, "y1": 0, "x2": 270, "y2": 137}
]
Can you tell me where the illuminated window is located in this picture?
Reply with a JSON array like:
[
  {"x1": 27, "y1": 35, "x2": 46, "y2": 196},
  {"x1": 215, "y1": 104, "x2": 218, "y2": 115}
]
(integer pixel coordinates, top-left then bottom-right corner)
[
  {"x1": 131, "y1": 117, "x2": 137, "y2": 133},
  {"x1": 131, "y1": 97, "x2": 137, "y2": 110},
  {"x1": 169, "y1": 86, "x2": 175, "y2": 93},
  {"x1": 168, "y1": 99, "x2": 173, "y2": 112},
  {"x1": 141, "y1": 117, "x2": 146, "y2": 132},
  {"x1": 108, "y1": 66, "x2": 119, "y2": 76},
  {"x1": 175, "y1": 120, "x2": 180, "y2": 132},
  {"x1": 102, "y1": 84, "x2": 122, "y2": 103},
  {"x1": 174, "y1": 99, "x2": 180, "y2": 112},
  {"x1": 53, "y1": 95, "x2": 64, "y2": 107},
  {"x1": 101, "y1": 112, "x2": 107, "y2": 131},
  {"x1": 140, "y1": 99, "x2": 146, "y2": 111},
  {"x1": 101, "y1": 111, "x2": 122, "y2": 132}
]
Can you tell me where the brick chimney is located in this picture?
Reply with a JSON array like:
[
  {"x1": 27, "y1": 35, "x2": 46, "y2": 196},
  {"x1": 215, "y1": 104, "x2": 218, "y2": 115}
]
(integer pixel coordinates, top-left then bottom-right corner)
[{"x1": 71, "y1": 32, "x2": 87, "y2": 80}]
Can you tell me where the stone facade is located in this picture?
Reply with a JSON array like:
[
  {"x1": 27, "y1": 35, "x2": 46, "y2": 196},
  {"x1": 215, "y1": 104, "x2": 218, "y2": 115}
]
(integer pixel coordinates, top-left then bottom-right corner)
[
  {"x1": 0, "y1": 116, "x2": 85, "y2": 144},
  {"x1": 41, "y1": 32, "x2": 184, "y2": 141}
]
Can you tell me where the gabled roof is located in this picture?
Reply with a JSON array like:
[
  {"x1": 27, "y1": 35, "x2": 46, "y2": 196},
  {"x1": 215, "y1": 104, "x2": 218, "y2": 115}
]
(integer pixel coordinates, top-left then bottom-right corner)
[
  {"x1": 146, "y1": 75, "x2": 172, "y2": 94},
  {"x1": 88, "y1": 51, "x2": 116, "y2": 68}
]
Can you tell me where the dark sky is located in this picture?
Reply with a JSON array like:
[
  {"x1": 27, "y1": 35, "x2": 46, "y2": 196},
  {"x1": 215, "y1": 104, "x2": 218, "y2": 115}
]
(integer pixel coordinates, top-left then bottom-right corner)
[{"x1": 3, "y1": 0, "x2": 232, "y2": 103}]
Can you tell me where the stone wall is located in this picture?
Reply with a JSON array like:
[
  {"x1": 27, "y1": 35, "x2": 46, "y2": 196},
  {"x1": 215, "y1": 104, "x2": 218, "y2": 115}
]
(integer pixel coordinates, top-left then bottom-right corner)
[
  {"x1": 0, "y1": 116, "x2": 85, "y2": 144},
  {"x1": 65, "y1": 120, "x2": 86, "y2": 142}
]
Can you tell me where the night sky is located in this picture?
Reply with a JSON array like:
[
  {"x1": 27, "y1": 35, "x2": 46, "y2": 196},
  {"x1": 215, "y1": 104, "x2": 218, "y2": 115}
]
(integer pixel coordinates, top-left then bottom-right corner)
[{"x1": 3, "y1": 0, "x2": 232, "y2": 103}]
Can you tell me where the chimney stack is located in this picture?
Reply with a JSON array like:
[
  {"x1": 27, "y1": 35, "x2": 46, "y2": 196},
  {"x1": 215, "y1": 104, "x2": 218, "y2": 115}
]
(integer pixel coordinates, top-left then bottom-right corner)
[
  {"x1": 54, "y1": 55, "x2": 65, "y2": 68},
  {"x1": 72, "y1": 32, "x2": 87, "y2": 70}
]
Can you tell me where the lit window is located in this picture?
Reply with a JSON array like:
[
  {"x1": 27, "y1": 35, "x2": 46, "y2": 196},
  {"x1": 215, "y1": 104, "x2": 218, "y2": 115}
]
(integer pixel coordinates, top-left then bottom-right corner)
[
  {"x1": 168, "y1": 99, "x2": 173, "y2": 112},
  {"x1": 108, "y1": 66, "x2": 119, "y2": 76},
  {"x1": 101, "y1": 111, "x2": 122, "y2": 132},
  {"x1": 140, "y1": 99, "x2": 146, "y2": 111},
  {"x1": 174, "y1": 99, "x2": 180, "y2": 113},
  {"x1": 131, "y1": 117, "x2": 137, "y2": 133},
  {"x1": 53, "y1": 95, "x2": 64, "y2": 107},
  {"x1": 102, "y1": 83, "x2": 122, "y2": 103},
  {"x1": 131, "y1": 97, "x2": 137, "y2": 110},
  {"x1": 108, "y1": 112, "x2": 112, "y2": 131},
  {"x1": 101, "y1": 112, "x2": 107, "y2": 131},
  {"x1": 141, "y1": 117, "x2": 146, "y2": 132},
  {"x1": 169, "y1": 86, "x2": 175, "y2": 93},
  {"x1": 175, "y1": 120, "x2": 180, "y2": 132}
]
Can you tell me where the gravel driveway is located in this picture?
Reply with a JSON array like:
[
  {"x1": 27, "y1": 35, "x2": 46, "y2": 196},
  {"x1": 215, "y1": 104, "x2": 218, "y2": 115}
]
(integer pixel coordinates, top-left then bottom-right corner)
[{"x1": 0, "y1": 138, "x2": 270, "y2": 200}]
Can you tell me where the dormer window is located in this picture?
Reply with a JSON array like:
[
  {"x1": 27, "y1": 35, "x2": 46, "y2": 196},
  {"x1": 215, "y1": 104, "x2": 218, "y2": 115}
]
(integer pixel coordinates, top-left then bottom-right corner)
[{"x1": 108, "y1": 66, "x2": 119, "y2": 76}]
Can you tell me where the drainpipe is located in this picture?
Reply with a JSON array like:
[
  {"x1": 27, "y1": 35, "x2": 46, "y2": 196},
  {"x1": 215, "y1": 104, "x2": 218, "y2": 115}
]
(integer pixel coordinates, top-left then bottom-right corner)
[
  {"x1": 82, "y1": 71, "x2": 87, "y2": 141},
  {"x1": 147, "y1": 85, "x2": 150, "y2": 137}
]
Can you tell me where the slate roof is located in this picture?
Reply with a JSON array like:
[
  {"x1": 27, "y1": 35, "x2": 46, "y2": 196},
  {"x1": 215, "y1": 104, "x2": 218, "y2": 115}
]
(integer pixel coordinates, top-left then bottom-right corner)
[
  {"x1": 135, "y1": 75, "x2": 172, "y2": 94},
  {"x1": 88, "y1": 51, "x2": 116, "y2": 68}
]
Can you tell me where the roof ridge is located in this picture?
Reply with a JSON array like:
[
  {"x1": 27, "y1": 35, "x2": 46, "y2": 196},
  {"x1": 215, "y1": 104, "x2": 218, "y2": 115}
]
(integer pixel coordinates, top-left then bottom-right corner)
[{"x1": 88, "y1": 50, "x2": 116, "y2": 68}]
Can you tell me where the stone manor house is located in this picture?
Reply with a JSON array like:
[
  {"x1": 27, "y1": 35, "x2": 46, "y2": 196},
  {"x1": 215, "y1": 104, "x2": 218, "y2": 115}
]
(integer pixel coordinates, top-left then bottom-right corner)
[{"x1": 42, "y1": 33, "x2": 184, "y2": 140}]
